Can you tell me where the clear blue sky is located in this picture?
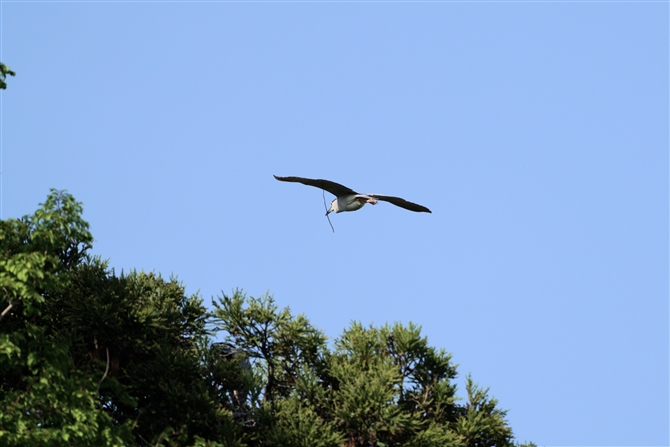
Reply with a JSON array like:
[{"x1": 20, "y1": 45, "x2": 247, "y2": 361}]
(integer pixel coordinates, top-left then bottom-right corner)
[{"x1": 2, "y1": 2, "x2": 668, "y2": 445}]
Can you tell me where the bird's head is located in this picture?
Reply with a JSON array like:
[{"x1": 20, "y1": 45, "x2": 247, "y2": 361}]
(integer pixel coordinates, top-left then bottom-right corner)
[{"x1": 325, "y1": 198, "x2": 339, "y2": 216}]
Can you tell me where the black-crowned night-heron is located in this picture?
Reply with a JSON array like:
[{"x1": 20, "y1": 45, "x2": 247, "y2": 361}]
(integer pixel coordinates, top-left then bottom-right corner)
[{"x1": 274, "y1": 175, "x2": 432, "y2": 215}]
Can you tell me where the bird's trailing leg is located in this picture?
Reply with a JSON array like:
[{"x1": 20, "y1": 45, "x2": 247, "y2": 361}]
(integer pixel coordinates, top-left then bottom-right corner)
[{"x1": 356, "y1": 197, "x2": 378, "y2": 206}]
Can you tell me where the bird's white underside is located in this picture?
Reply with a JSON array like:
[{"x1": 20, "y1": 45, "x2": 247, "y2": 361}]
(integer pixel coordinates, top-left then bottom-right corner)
[{"x1": 330, "y1": 194, "x2": 379, "y2": 213}]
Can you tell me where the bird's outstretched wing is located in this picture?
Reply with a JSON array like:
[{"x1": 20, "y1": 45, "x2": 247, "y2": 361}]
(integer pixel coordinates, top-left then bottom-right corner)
[
  {"x1": 368, "y1": 194, "x2": 432, "y2": 213},
  {"x1": 274, "y1": 175, "x2": 358, "y2": 197}
]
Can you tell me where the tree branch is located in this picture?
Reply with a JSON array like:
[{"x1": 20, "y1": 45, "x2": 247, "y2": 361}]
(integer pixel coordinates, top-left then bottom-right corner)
[
  {"x1": 0, "y1": 289, "x2": 19, "y2": 322},
  {"x1": 97, "y1": 347, "x2": 110, "y2": 393},
  {"x1": 0, "y1": 301, "x2": 13, "y2": 320}
]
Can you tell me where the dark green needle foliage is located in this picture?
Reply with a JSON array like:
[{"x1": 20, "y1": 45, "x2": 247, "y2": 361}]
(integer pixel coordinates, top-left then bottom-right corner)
[
  {"x1": 1, "y1": 190, "x2": 535, "y2": 447},
  {"x1": 212, "y1": 294, "x2": 529, "y2": 447}
]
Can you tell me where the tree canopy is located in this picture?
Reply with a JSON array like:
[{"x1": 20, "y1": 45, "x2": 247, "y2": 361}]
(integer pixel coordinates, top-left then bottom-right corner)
[{"x1": 1, "y1": 190, "x2": 535, "y2": 447}]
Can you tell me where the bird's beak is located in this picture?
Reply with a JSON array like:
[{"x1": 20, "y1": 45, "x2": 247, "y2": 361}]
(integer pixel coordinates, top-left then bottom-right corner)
[{"x1": 325, "y1": 210, "x2": 331, "y2": 216}]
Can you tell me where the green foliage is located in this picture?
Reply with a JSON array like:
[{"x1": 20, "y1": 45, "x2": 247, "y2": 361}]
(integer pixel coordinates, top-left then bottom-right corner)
[
  {"x1": 264, "y1": 396, "x2": 344, "y2": 447},
  {"x1": 213, "y1": 293, "x2": 520, "y2": 447},
  {"x1": 453, "y1": 376, "x2": 514, "y2": 447},
  {"x1": 1, "y1": 190, "x2": 532, "y2": 446},
  {"x1": 327, "y1": 322, "x2": 461, "y2": 447},
  {"x1": 213, "y1": 291, "x2": 327, "y2": 408},
  {"x1": 0, "y1": 62, "x2": 15, "y2": 90},
  {"x1": 1, "y1": 190, "x2": 129, "y2": 446},
  {"x1": 1, "y1": 191, "x2": 242, "y2": 446}
]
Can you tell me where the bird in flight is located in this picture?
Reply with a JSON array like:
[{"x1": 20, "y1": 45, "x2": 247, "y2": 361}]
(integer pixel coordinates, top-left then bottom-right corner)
[{"x1": 273, "y1": 175, "x2": 432, "y2": 215}]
